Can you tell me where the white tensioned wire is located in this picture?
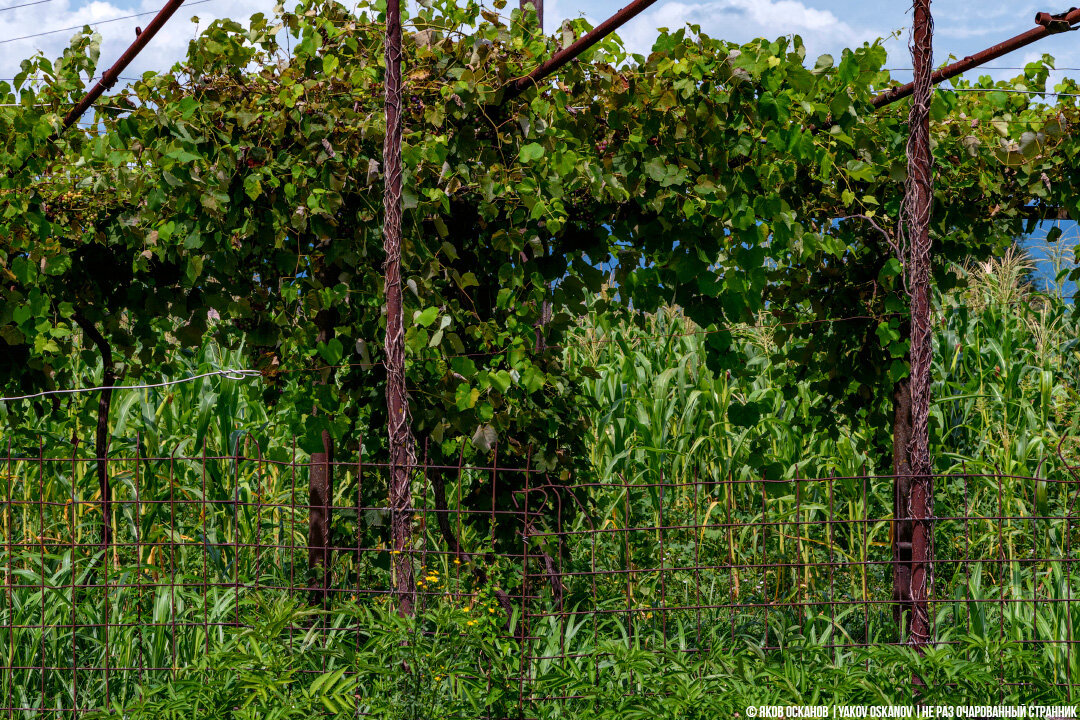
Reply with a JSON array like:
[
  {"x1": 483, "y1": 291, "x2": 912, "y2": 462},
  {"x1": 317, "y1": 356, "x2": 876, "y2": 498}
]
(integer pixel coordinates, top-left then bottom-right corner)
[
  {"x1": 0, "y1": 369, "x2": 262, "y2": 402},
  {"x1": 0, "y1": 0, "x2": 215, "y2": 45}
]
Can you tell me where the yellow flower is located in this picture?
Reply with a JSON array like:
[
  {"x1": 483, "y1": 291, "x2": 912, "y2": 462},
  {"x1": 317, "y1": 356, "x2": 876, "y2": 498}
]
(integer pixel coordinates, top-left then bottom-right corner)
[{"x1": 453, "y1": 559, "x2": 461, "y2": 565}]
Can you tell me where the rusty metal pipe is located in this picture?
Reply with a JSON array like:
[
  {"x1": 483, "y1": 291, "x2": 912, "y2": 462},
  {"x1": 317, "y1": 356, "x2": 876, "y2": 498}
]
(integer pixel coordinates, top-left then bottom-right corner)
[
  {"x1": 60, "y1": 0, "x2": 186, "y2": 130},
  {"x1": 503, "y1": 0, "x2": 659, "y2": 101},
  {"x1": 873, "y1": 7, "x2": 1080, "y2": 109}
]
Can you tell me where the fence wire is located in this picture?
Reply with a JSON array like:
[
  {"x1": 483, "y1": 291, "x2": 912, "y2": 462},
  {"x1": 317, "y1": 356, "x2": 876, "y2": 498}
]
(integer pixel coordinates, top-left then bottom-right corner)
[{"x1": 1, "y1": 442, "x2": 1078, "y2": 716}]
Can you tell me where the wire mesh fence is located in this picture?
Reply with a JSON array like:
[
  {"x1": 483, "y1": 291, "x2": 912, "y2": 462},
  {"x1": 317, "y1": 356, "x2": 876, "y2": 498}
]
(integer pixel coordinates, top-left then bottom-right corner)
[
  {"x1": 521, "y1": 470, "x2": 1080, "y2": 707},
  {"x1": 2, "y1": 440, "x2": 1079, "y2": 716}
]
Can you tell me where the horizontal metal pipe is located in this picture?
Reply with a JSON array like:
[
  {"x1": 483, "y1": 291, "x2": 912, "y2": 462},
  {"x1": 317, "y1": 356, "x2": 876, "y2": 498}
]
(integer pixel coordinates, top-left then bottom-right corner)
[
  {"x1": 60, "y1": 0, "x2": 186, "y2": 130},
  {"x1": 503, "y1": 0, "x2": 659, "y2": 101},
  {"x1": 873, "y1": 6, "x2": 1080, "y2": 109}
]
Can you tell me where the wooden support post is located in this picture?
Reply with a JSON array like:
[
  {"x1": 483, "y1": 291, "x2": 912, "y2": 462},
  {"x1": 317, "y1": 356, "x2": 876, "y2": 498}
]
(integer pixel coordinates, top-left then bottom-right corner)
[{"x1": 308, "y1": 450, "x2": 333, "y2": 605}]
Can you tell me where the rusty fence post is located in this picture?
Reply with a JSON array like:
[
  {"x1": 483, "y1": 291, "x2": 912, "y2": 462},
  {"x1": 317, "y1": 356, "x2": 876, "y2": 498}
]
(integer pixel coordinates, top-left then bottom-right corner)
[
  {"x1": 308, "y1": 451, "x2": 333, "y2": 605},
  {"x1": 383, "y1": 0, "x2": 415, "y2": 617},
  {"x1": 520, "y1": 0, "x2": 543, "y2": 29},
  {"x1": 900, "y1": 0, "x2": 935, "y2": 651}
]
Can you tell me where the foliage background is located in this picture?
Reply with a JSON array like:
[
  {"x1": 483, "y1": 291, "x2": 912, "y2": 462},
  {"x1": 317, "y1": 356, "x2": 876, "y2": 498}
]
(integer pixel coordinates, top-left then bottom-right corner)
[{"x1": 1, "y1": 0, "x2": 1080, "y2": 715}]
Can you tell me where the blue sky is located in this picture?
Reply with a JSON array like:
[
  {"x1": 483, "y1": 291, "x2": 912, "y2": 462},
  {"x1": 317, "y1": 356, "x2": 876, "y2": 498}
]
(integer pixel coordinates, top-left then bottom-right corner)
[
  {"x1": 1021, "y1": 222, "x2": 1079, "y2": 300},
  {"x1": 1, "y1": 0, "x2": 1079, "y2": 83}
]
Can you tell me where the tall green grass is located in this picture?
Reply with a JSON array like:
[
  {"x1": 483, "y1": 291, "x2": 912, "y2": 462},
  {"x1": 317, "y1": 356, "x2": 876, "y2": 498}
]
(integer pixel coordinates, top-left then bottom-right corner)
[
  {"x1": 2, "y1": 246, "x2": 1080, "y2": 715},
  {"x1": 552, "y1": 251, "x2": 1080, "y2": 656}
]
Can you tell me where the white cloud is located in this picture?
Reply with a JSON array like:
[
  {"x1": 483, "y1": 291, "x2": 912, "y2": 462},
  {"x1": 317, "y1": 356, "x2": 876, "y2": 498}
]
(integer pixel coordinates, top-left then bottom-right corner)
[
  {"x1": 614, "y1": 0, "x2": 884, "y2": 59},
  {"x1": 932, "y1": 0, "x2": 1039, "y2": 25},
  {"x1": 935, "y1": 23, "x2": 1013, "y2": 40}
]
